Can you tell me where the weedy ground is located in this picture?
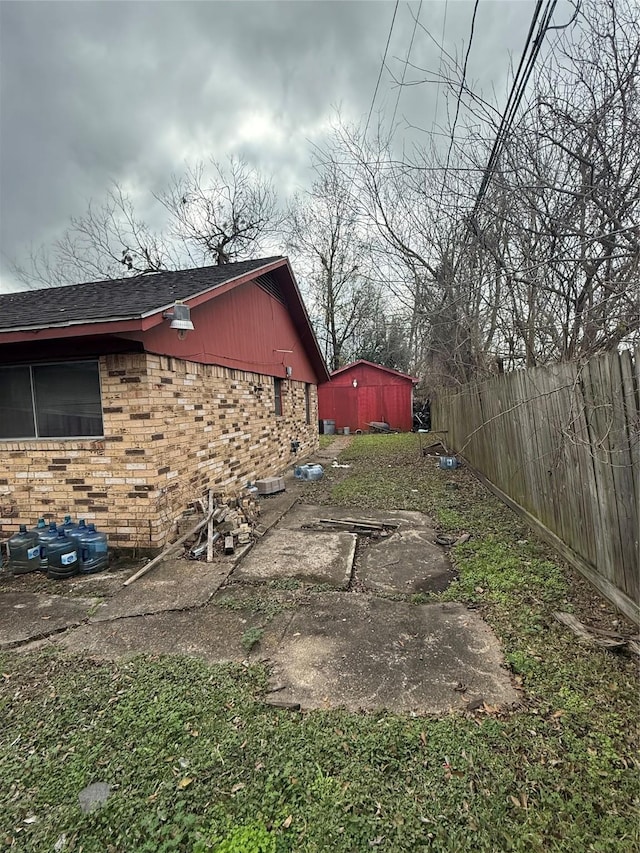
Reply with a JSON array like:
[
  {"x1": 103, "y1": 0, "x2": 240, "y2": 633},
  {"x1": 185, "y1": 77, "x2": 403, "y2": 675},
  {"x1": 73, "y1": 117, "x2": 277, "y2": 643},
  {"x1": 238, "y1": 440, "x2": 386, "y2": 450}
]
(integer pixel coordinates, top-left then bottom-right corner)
[{"x1": 1, "y1": 434, "x2": 638, "y2": 852}]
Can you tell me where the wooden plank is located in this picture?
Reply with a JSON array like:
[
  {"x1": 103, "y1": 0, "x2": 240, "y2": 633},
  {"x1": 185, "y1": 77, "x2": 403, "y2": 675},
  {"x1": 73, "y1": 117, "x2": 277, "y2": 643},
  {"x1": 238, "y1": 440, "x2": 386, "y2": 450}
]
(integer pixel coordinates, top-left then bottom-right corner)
[
  {"x1": 558, "y1": 361, "x2": 595, "y2": 567},
  {"x1": 580, "y1": 357, "x2": 612, "y2": 577},
  {"x1": 605, "y1": 351, "x2": 637, "y2": 600},
  {"x1": 207, "y1": 489, "x2": 214, "y2": 563},
  {"x1": 124, "y1": 513, "x2": 212, "y2": 586},
  {"x1": 570, "y1": 362, "x2": 601, "y2": 571},
  {"x1": 553, "y1": 612, "x2": 631, "y2": 651},
  {"x1": 594, "y1": 354, "x2": 625, "y2": 584}
]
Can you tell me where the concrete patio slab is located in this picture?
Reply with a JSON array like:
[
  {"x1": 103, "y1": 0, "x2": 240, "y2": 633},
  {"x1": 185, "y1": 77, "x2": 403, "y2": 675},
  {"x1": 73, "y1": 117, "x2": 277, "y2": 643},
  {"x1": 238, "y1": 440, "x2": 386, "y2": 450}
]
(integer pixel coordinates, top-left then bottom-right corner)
[
  {"x1": 0, "y1": 591, "x2": 99, "y2": 649},
  {"x1": 89, "y1": 559, "x2": 231, "y2": 623},
  {"x1": 273, "y1": 504, "x2": 455, "y2": 594},
  {"x1": 59, "y1": 603, "x2": 293, "y2": 663},
  {"x1": 359, "y1": 528, "x2": 455, "y2": 594},
  {"x1": 231, "y1": 529, "x2": 356, "y2": 588},
  {"x1": 267, "y1": 594, "x2": 518, "y2": 714}
]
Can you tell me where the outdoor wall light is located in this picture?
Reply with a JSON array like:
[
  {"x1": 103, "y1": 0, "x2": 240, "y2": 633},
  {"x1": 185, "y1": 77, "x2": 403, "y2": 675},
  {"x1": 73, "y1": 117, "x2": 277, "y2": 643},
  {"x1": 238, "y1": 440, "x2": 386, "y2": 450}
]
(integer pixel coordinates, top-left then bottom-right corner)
[
  {"x1": 352, "y1": 379, "x2": 358, "y2": 388},
  {"x1": 163, "y1": 301, "x2": 194, "y2": 340}
]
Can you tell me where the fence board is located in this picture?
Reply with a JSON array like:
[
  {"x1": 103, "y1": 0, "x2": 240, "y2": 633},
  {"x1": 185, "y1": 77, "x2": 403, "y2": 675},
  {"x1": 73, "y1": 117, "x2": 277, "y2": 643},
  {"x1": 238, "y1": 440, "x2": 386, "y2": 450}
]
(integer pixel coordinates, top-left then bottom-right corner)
[{"x1": 433, "y1": 349, "x2": 639, "y2": 623}]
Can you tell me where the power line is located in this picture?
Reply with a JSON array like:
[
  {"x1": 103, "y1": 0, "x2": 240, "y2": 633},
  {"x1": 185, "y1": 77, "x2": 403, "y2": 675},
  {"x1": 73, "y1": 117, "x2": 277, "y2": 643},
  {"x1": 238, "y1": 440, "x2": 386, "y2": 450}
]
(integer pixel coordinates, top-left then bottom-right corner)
[
  {"x1": 470, "y1": 0, "x2": 556, "y2": 221},
  {"x1": 365, "y1": 0, "x2": 400, "y2": 136},
  {"x1": 391, "y1": 0, "x2": 423, "y2": 128},
  {"x1": 437, "y1": 0, "x2": 480, "y2": 208},
  {"x1": 430, "y1": 0, "x2": 449, "y2": 139}
]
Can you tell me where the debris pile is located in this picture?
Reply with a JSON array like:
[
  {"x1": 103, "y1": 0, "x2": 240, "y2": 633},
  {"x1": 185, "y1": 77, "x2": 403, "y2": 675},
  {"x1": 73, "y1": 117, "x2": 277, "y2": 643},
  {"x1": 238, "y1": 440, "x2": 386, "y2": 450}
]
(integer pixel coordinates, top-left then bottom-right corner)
[
  {"x1": 187, "y1": 488, "x2": 263, "y2": 560},
  {"x1": 123, "y1": 486, "x2": 265, "y2": 586}
]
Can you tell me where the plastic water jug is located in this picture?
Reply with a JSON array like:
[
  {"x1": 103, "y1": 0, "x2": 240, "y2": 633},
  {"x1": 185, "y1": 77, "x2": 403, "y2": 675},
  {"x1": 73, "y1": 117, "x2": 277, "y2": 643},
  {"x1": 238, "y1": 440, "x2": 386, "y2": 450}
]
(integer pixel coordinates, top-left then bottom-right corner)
[
  {"x1": 303, "y1": 464, "x2": 324, "y2": 481},
  {"x1": 30, "y1": 518, "x2": 50, "y2": 570},
  {"x1": 439, "y1": 456, "x2": 459, "y2": 470},
  {"x1": 78, "y1": 523, "x2": 109, "y2": 574},
  {"x1": 47, "y1": 529, "x2": 79, "y2": 580},
  {"x1": 37, "y1": 521, "x2": 60, "y2": 549},
  {"x1": 294, "y1": 466, "x2": 304, "y2": 479},
  {"x1": 8, "y1": 524, "x2": 43, "y2": 575},
  {"x1": 66, "y1": 518, "x2": 88, "y2": 545}
]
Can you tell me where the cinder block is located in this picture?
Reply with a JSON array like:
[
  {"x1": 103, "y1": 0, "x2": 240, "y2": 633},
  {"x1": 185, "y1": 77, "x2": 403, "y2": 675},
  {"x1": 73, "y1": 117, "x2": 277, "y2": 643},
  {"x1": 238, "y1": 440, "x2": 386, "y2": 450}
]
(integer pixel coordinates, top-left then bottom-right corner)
[{"x1": 256, "y1": 477, "x2": 285, "y2": 495}]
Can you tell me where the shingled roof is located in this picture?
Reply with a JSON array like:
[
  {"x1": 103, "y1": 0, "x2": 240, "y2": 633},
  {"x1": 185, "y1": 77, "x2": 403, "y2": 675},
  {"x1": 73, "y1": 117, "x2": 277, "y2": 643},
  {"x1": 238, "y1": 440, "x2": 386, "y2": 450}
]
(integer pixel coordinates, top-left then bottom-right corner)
[{"x1": 0, "y1": 257, "x2": 284, "y2": 332}]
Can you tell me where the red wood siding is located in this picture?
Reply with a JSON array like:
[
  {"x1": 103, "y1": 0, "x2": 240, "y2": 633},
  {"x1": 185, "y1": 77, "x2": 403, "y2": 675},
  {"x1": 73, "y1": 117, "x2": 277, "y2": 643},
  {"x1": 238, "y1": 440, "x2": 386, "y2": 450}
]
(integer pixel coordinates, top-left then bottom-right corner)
[
  {"x1": 318, "y1": 362, "x2": 414, "y2": 432},
  {"x1": 123, "y1": 280, "x2": 318, "y2": 383}
]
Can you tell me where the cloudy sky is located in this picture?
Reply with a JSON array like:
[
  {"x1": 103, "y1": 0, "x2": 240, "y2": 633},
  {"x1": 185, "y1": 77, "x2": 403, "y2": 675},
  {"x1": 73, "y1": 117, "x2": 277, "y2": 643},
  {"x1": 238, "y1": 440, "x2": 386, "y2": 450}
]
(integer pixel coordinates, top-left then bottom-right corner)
[{"x1": 0, "y1": 0, "x2": 548, "y2": 292}]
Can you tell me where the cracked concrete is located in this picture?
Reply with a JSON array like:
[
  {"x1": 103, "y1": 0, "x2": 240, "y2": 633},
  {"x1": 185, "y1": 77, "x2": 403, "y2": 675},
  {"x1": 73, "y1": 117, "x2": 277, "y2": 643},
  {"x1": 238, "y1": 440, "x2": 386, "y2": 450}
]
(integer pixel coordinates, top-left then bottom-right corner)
[
  {"x1": 59, "y1": 603, "x2": 293, "y2": 664},
  {"x1": 0, "y1": 592, "x2": 100, "y2": 649},
  {"x1": 231, "y1": 529, "x2": 356, "y2": 588},
  {"x1": 267, "y1": 594, "x2": 518, "y2": 713},
  {"x1": 88, "y1": 559, "x2": 231, "y2": 623},
  {"x1": 0, "y1": 482, "x2": 519, "y2": 716},
  {"x1": 278, "y1": 505, "x2": 457, "y2": 594}
]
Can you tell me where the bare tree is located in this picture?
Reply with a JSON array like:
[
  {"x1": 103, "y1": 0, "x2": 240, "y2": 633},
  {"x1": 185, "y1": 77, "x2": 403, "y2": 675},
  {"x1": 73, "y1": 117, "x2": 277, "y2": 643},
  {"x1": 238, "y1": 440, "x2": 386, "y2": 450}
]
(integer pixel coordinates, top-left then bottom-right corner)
[
  {"x1": 11, "y1": 183, "x2": 173, "y2": 288},
  {"x1": 11, "y1": 157, "x2": 282, "y2": 288},
  {"x1": 158, "y1": 156, "x2": 281, "y2": 265},
  {"x1": 322, "y1": 0, "x2": 639, "y2": 385},
  {"x1": 285, "y1": 157, "x2": 376, "y2": 370},
  {"x1": 441, "y1": 0, "x2": 640, "y2": 367}
]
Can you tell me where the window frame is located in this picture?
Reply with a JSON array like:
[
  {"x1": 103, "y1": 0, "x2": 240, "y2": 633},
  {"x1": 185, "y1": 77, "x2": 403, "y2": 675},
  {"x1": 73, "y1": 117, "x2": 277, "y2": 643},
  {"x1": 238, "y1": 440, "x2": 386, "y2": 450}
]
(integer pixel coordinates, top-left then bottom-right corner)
[
  {"x1": 0, "y1": 359, "x2": 105, "y2": 441},
  {"x1": 274, "y1": 377, "x2": 283, "y2": 417}
]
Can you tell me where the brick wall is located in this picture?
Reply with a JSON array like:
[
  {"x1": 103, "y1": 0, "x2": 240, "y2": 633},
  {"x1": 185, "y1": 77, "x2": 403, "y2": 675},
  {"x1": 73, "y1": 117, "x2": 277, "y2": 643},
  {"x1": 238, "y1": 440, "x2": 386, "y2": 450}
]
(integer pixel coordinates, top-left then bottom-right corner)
[{"x1": 0, "y1": 352, "x2": 319, "y2": 549}]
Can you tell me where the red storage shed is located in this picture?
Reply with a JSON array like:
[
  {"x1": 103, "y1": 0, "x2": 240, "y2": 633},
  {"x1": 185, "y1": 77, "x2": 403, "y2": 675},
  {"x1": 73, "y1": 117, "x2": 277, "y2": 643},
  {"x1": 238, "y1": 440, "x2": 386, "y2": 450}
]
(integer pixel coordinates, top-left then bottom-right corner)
[{"x1": 318, "y1": 360, "x2": 418, "y2": 433}]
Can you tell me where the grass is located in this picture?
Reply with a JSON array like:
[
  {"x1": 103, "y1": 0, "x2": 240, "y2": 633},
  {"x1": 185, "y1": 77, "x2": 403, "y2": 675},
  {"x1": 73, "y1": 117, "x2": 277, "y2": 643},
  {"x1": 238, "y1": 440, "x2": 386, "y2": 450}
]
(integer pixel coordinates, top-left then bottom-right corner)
[
  {"x1": 241, "y1": 626, "x2": 264, "y2": 654},
  {"x1": 1, "y1": 434, "x2": 638, "y2": 852}
]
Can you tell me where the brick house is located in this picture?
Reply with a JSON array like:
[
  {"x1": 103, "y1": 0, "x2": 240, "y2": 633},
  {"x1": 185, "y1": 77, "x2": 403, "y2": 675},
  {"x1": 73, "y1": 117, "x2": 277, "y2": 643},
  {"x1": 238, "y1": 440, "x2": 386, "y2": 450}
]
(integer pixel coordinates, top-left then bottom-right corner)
[{"x1": 0, "y1": 257, "x2": 328, "y2": 550}]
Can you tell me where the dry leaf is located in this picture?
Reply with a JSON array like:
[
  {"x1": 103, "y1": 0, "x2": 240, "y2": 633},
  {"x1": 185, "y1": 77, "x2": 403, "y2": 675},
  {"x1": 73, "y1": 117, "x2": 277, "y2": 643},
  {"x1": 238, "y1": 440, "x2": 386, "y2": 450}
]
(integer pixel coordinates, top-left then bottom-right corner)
[
  {"x1": 282, "y1": 815, "x2": 293, "y2": 829},
  {"x1": 177, "y1": 777, "x2": 193, "y2": 789},
  {"x1": 509, "y1": 795, "x2": 520, "y2": 808},
  {"x1": 231, "y1": 783, "x2": 245, "y2": 794}
]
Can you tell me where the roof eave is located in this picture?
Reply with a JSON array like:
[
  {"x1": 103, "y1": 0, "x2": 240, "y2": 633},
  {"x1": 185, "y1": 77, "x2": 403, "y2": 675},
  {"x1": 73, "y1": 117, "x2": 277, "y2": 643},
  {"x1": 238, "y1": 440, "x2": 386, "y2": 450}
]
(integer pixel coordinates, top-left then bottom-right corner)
[
  {"x1": 0, "y1": 258, "x2": 290, "y2": 343},
  {"x1": 330, "y1": 359, "x2": 418, "y2": 383},
  {"x1": 280, "y1": 258, "x2": 330, "y2": 383}
]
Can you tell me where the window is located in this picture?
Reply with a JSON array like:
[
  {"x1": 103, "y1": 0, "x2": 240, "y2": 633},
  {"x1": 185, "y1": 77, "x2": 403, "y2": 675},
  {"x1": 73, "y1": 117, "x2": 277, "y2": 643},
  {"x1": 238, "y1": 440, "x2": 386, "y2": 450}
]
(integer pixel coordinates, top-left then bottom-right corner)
[
  {"x1": 274, "y1": 378, "x2": 283, "y2": 416},
  {"x1": 0, "y1": 361, "x2": 103, "y2": 439},
  {"x1": 305, "y1": 383, "x2": 311, "y2": 425}
]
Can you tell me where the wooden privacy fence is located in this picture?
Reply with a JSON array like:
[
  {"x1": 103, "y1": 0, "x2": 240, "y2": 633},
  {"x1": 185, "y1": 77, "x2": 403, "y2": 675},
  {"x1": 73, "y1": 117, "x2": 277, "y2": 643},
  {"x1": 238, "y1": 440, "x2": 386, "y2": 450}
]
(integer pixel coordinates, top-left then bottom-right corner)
[{"x1": 433, "y1": 348, "x2": 639, "y2": 623}]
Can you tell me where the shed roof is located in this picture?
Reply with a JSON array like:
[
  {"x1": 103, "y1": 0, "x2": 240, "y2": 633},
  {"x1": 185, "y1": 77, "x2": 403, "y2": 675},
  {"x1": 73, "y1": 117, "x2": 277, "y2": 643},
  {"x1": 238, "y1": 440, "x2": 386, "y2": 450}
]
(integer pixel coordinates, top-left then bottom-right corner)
[
  {"x1": 0, "y1": 257, "x2": 284, "y2": 332},
  {"x1": 331, "y1": 360, "x2": 418, "y2": 383}
]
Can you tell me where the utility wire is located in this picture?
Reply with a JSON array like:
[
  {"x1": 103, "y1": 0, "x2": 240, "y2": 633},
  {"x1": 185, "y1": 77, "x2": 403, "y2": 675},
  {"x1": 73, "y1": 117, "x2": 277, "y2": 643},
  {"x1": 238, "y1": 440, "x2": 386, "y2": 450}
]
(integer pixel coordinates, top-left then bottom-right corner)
[
  {"x1": 391, "y1": 0, "x2": 423, "y2": 128},
  {"x1": 430, "y1": 0, "x2": 449, "y2": 139},
  {"x1": 470, "y1": 0, "x2": 556, "y2": 221},
  {"x1": 437, "y1": 0, "x2": 480, "y2": 208},
  {"x1": 365, "y1": 0, "x2": 400, "y2": 136}
]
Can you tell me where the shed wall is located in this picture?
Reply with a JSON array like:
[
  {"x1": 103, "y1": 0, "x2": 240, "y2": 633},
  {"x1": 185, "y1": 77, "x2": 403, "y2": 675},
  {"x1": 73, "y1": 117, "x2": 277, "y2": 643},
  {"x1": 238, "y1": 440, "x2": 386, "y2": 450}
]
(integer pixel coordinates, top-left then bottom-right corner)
[{"x1": 318, "y1": 363, "x2": 414, "y2": 432}]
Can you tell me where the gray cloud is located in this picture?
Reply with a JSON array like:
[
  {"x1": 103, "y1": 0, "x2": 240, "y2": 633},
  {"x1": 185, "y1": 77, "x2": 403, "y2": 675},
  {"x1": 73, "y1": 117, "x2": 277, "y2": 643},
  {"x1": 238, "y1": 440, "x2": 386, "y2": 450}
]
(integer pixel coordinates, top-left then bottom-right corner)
[{"x1": 0, "y1": 0, "x2": 542, "y2": 291}]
